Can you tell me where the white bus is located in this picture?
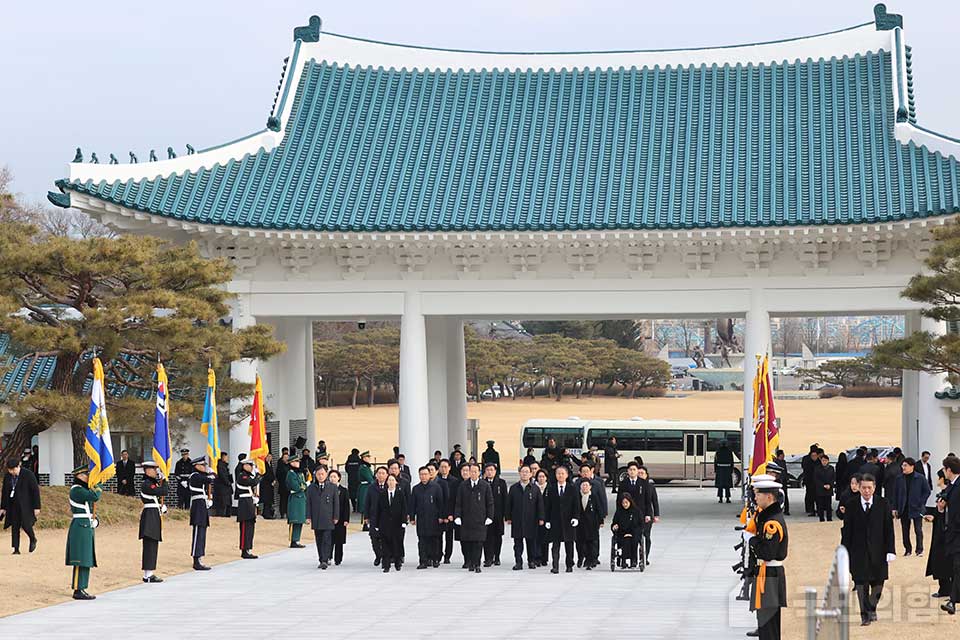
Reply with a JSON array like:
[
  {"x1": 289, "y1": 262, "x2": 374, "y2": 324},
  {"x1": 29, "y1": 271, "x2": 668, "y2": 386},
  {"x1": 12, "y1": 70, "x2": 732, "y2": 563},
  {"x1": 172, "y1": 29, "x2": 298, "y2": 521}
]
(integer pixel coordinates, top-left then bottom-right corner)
[{"x1": 519, "y1": 417, "x2": 742, "y2": 485}]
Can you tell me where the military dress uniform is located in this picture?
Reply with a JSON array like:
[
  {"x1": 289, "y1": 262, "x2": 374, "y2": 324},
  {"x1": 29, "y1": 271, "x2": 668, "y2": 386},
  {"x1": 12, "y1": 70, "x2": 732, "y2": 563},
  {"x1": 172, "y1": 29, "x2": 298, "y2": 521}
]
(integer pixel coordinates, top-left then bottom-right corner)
[
  {"x1": 188, "y1": 456, "x2": 216, "y2": 570},
  {"x1": 174, "y1": 450, "x2": 193, "y2": 509},
  {"x1": 748, "y1": 481, "x2": 789, "y2": 640},
  {"x1": 138, "y1": 462, "x2": 167, "y2": 582},
  {"x1": 65, "y1": 467, "x2": 101, "y2": 600},
  {"x1": 235, "y1": 461, "x2": 261, "y2": 558},
  {"x1": 286, "y1": 466, "x2": 308, "y2": 548}
]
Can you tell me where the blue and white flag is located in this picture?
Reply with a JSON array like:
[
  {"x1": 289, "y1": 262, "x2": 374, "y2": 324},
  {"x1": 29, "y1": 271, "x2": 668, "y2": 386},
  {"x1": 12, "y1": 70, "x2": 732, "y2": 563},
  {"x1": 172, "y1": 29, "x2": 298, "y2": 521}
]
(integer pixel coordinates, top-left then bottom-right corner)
[{"x1": 84, "y1": 357, "x2": 115, "y2": 485}]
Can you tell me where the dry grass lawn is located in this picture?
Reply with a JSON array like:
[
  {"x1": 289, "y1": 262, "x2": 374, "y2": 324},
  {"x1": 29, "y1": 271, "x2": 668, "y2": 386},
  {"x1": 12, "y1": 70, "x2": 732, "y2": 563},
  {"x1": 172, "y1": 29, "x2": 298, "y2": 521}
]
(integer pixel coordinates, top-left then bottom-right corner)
[
  {"x1": 314, "y1": 392, "x2": 902, "y2": 463},
  {"x1": 784, "y1": 517, "x2": 951, "y2": 639}
]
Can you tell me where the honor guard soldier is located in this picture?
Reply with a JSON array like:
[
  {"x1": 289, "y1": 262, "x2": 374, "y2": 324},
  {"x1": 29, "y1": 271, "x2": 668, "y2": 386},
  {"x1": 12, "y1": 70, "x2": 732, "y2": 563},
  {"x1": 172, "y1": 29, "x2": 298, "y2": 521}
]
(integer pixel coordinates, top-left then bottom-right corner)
[
  {"x1": 748, "y1": 479, "x2": 788, "y2": 640},
  {"x1": 188, "y1": 455, "x2": 216, "y2": 570},
  {"x1": 236, "y1": 456, "x2": 261, "y2": 559},
  {"x1": 139, "y1": 461, "x2": 167, "y2": 583},
  {"x1": 286, "y1": 457, "x2": 308, "y2": 548},
  {"x1": 66, "y1": 465, "x2": 101, "y2": 600},
  {"x1": 173, "y1": 449, "x2": 192, "y2": 509}
]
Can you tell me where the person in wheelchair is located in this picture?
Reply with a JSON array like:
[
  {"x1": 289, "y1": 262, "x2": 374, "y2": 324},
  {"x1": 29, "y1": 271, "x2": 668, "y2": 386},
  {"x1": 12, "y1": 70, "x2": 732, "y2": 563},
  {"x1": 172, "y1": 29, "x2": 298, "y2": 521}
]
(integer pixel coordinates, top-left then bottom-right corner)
[{"x1": 611, "y1": 493, "x2": 643, "y2": 568}]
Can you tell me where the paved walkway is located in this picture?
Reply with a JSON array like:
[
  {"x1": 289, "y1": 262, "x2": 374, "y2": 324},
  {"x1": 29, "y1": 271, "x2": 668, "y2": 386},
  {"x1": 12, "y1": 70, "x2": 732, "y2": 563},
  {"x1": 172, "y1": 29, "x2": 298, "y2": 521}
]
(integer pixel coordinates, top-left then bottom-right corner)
[{"x1": 2, "y1": 488, "x2": 755, "y2": 637}]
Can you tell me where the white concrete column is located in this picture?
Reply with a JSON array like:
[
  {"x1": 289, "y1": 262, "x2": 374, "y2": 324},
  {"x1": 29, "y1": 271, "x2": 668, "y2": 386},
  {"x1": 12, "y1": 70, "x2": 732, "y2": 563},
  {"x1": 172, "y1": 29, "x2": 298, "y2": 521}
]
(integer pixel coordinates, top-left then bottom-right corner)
[
  {"x1": 425, "y1": 317, "x2": 449, "y2": 456},
  {"x1": 917, "y1": 315, "x2": 951, "y2": 459},
  {"x1": 229, "y1": 294, "x2": 257, "y2": 462},
  {"x1": 446, "y1": 318, "x2": 468, "y2": 453},
  {"x1": 304, "y1": 318, "x2": 317, "y2": 448},
  {"x1": 742, "y1": 289, "x2": 771, "y2": 469},
  {"x1": 39, "y1": 421, "x2": 71, "y2": 486},
  {"x1": 900, "y1": 311, "x2": 921, "y2": 456},
  {"x1": 259, "y1": 317, "x2": 310, "y2": 454},
  {"x1": 399, "y1": 291, "x2": 430, "y2": 466}
]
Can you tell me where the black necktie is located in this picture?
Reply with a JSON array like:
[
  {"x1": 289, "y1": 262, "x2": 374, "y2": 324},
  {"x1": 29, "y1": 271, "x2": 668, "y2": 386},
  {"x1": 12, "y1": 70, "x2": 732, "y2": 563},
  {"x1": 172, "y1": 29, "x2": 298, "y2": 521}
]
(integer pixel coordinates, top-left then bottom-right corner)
[{"x1": 865, "y1": 502, "x2": 871, "y2": 515}]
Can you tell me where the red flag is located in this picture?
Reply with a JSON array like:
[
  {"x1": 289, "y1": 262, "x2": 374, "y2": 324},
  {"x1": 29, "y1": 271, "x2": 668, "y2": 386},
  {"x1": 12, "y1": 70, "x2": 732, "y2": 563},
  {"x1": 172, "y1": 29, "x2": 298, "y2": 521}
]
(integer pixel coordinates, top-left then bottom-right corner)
[
  {"x1": 750, "y1": 355, "x2": 778, "y2": 475},
  {"x1": 249, "y1": 374, "x2": 268, "y2": 474}
]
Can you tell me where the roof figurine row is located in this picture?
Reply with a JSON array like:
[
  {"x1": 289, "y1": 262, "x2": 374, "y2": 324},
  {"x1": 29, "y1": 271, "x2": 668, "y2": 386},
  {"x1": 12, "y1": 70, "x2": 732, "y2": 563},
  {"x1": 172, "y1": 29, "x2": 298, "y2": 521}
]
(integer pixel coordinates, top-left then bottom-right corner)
[{"x1": 71, "y1": 145, "x2": 196, "y2": 165}]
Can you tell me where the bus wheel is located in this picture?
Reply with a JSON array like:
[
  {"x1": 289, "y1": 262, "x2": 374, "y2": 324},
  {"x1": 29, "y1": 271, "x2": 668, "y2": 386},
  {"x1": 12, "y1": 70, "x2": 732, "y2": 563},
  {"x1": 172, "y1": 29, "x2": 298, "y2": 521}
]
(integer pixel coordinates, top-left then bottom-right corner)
[{"x1": 732, "y1": 468, "x2": 743, "y2": 487}]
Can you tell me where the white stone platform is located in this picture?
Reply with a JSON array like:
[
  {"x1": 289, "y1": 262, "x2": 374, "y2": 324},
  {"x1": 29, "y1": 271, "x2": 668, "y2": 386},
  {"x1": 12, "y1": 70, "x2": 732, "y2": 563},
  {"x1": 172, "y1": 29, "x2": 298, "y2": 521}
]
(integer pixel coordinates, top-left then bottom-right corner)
[{"x1": 1, "y1": 488, "x2": 756, "y2": 637}]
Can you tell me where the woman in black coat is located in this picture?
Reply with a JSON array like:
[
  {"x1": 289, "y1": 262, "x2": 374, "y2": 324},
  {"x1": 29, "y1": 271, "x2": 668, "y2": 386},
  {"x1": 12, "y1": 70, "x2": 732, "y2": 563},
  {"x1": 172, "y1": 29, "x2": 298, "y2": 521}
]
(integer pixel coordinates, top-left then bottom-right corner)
[
  {"x1": 814, "y1": 455, "x2": 836, "y2": 522},
  {"x1": 611, "y1": 493, "x2": 643, "y2": 567},
  {"x1": 376, "y1": 474, "x2": 408, "y2": 572},
  {"x1": 638, "y1": 466, "x2": 660, "y2": 564},
  {"x1": 575, "y1": 481, "x2": 604, "y2": 569},
  {"x1": 925, "y1": 472, "x2": 951, "y2": 596},
  {"x1": 329, "y1": 470, "x2": 350, "y2": 565},
  {"x1": 534, "y1": 470, "x2": 550, "y2": 566},
  {"x1": 834, "y1": 452, "x2": 849, "y2": 500}
]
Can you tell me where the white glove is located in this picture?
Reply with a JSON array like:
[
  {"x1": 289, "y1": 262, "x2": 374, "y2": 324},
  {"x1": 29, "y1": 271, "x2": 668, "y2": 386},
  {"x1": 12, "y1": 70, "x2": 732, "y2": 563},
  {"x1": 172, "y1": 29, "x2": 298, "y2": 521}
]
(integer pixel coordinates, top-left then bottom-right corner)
[
  {"x1": 205, "y1": 499, "x2": 213, "y2": 509},
  {"x1": 402, "y1": 523, "x2": 407, "y2": 528},
  {"x1": 742, "y1": 531, "x2": 755, "y2": 542},
  {"x1": 484, "y1": 518, "x2": 493, "y2": 525},
  {"x1": 886, "y1": 553, "x2": 896, "y2": 563},
  {"x1": 545, "y1": 522, "x2": 551, "y2": 530},
  {"x1": 90, "y1": 516, "x2": 100, "y2": 529},
  {"x1": 160, "y1": 504, "x2": 168, "y2": 515},
  {"x1": 571, "y1": 518, "x2": 579, "y2": 527},
  {"x1": 454, "y1": 517, "x2": 462, "y2": 526},
  {"x1": 180, "y1": 481, "x2": 188, "y2": 488},
  {"x1": 253, "y1": 497, "x2": 260, "y2": 505}
]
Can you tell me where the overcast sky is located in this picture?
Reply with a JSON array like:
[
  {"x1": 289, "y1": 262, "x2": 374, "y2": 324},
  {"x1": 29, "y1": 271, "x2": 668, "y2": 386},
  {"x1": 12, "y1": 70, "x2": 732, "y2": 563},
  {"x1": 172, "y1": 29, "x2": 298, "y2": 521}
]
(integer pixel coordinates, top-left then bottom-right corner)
[{"x1": 2, "y1": 1, "x2": 958, "y2": 203}]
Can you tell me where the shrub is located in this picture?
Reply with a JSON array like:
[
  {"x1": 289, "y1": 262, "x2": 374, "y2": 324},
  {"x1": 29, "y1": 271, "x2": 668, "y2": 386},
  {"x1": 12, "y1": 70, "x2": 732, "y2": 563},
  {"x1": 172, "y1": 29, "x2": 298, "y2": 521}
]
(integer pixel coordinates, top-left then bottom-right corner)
[
  {"x1": 818, "y1": 387, "x2": 842, "y2": 398},
  {"x1": 841, "y1": 385, "x2": 902, "y2": 398}
]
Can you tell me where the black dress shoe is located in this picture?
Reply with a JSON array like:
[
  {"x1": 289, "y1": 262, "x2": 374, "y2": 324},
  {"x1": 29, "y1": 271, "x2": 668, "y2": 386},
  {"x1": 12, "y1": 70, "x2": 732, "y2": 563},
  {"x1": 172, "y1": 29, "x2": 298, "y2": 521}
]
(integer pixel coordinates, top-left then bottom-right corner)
[
  {"x1": 241, "y1": 552, "x2": 258, "y2": 559},
  {"x1": 432, "y1": 560, "x2": 440, "y2": 568},
  {"x1": 443, "y1": 557, "x2": 450, "y2": 564},
  {"x1": 395, "y1": 563, "x2": 402, "y2": 571},
  {"x1": 528, "y1": 562, "x2": 536, "y2": 569},
  {"x1": 29, "y1": 539, "x2": 37, "y2": 553},
  {"x1": 577, "y1": 558, "x2": 584, "y2": 567},
  {"x1": 869, "y1": 612, "x2": 877, "y2": 621},
  {"x1": 566, "y1": 566, "x2": 573, "y2": 573},
  {"x1": 417, "y1": 563, "x2": 429, "y2": 569},
  {"x1": 941, "y1": 601, "x2": 956, "y2": 615},
  {"x1": 551, "y1": 567, "x2": 559, "y2": 574},
  {"x1": 860, "y1": 619, "x2": 871, "y2": 626},
  {"x1": 73, "y1": 589, "x2": 96, "y2": 601},
  {"x1": 290, "y1": 542, "x2": 305, "y2": 549},
  {"x1": 461, "y1": 562, "x2": 468, "y2": 569},
  {"x1": 474, "y1": 566, "x2": 481, "y2": 573},
  {"x1": 193, "y1": 562, "x2": 211, "y2": 571},
  {"x1": 374, "y1": 557, "x2": 381, "y2": 566},
  {"x1": 512, "y1": 563, "x2": 523, "y2": 570},
  {"x1": 494, "y1": 558, "x2": 500, "y2": 566},
  {"x1": 320, "y1": 562, "x2": 329, "y2": 570},
  {"x1": 383, "y1": 566, "x2": 390, "y2": 573},
  {"x1": 585, "y1": 564, "x2": 592, "y2": 570},
  {"x1": 11, "y1": 549, "x2": 20, "y2": 555},
  {"x1": 745, "y1": 630, "x2": 759, "y2": 638},
  {"x1": 932, "y1": 591, "x2": 950, "y2": 598},
  {"x1": 142, "y1": 575, "x2": 163, "y2": 583},
  {"x1": 483, "y1": 561, "x2": 492, "y2": 568}
]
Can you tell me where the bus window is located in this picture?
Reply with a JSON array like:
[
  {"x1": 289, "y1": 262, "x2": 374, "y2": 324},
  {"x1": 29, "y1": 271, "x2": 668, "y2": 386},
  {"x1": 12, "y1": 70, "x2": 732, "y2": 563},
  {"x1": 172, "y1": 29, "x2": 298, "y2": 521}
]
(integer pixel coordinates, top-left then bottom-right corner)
[
  {"x1": 586, "y1": 429, "x2": 608, "y2": 448},
  {"x1": 708, "y1": 431, "x2": 732, "y2": 451},
  {"x1": 645, "y1": 429, "x2": 683, "y2": 451},
  {"x1": 610, "y1": 429, "x2": 645, "y2": 451},
  {"x1": 522, "y1": 427, "x2": 583, "y2": 449}
]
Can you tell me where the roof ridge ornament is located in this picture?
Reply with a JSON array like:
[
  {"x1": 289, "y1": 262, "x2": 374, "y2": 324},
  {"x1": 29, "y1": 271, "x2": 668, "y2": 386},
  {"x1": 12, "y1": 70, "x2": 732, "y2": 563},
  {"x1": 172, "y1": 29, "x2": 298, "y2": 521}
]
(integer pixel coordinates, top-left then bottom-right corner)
[
  {"x1": 873, "y1": 3, "x2": 902, "y2": 31},
  {"x1": 293, "y1": 15, "x2": 321, "y2": 43}
]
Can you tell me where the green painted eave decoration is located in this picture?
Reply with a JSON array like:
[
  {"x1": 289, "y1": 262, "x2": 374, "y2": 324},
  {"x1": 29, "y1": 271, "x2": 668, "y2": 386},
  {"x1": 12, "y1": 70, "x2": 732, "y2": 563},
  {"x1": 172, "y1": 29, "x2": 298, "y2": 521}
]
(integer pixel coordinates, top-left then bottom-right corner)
[
  {"x1": 293, "y1": 15, "x2": 321, "y2": 42},
  {"x1": 47, "y1": 190, "x2": 71, "y2": 209},
  {"x1": 873, "y1": 4, "x2": 903, "y2": 31}
]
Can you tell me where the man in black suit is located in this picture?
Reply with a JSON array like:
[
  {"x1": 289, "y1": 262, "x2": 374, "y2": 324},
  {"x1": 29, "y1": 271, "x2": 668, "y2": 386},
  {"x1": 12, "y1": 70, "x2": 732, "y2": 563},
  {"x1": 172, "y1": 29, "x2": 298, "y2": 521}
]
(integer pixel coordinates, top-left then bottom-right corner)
[
  {"x1": 275, "y1": 448, "x2": 290, "y2": 518},
  {"x1": 115, "y1": 449, "x2": 136, "y2": 496},
  {"x1": 438, "y1": 459, "x2": 459, "y2": 564},
  {"x1": 482, "y1": 463, "x2": 508, "y2": 566},
  {"x1": 618, "y1": 461, "x2": 654, "y2": 525},
  {"x1": 214, "y1": 451, "x2": 233, "y2": 517},
  {"x1": 800, "y1": 444, "x2": 819, "y2": 516},
  {"x1": 1, "y1": 458, "x2": 41, "y2": 554},
  {"x1": 839, "y1": 473, "x2": 895, "y2": 626},
  {"x1": 409, "y1": 466, "x2": 444, "y2": 569},
  {"x1": 544, "y1": 465, "x2": 579, "y2": 574},
  {"x1": 454, "y1": 462, "x2": 494, "y2": 573},
  {"x1": 918, "y1": 451, "x2": 935, "y2": 492},
  {"x1": 396, "y1": 454, "x2": 412, "y2": 484},
  {"x1": 365, "y1": 466, "x2": 388, "y2": 566},
  {"x1": 939, "y1": 455, "x2": 960, "y2": 615},
  {"x1": 505, "y1": 465, "x2": 544, "y2": 570}
]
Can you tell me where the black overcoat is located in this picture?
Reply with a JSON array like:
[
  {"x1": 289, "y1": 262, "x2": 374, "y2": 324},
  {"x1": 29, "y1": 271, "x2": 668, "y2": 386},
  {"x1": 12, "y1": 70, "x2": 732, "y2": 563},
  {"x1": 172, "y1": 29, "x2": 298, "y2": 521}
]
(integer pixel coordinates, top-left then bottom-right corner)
[
  {"x1": 306, "y1": 481, "x2": 340, "y2": 530},
  {"x1": 409, "y1": 481, "x2": 444, "y2": 537},
  {"x1": 618, "y1": 477, "x2": 653, "y2": 519},
  {"x1": 505, "y1": 481, "x2": 544, "y2": 539},
  {"x1": 333, "y1": 485, "x2": 350, "y2": 544},
  {"x1": 485, "y1": 476, "x2": 508, "y2": 535},
  {"x1": 188, "y1": 471, "x2": 215, "y2": 527},
  {"x1": 943, "y1": 479, "x2": 960, "y2": 557},
  {"x1": 575, "y1": 491, "x2": 604, "y2": 542},
  {"x1": 1, "y1": 469, "x2": 40, "y2": 528},
  {"x1": 455, "y1": 479, "x2": 494, "y2": 542},
  {"x1": 138, "y1": 476, "x2": 166, "y2": 541},
  {"x1": 544, "y1": 482, "x2": 580, "y2": 543},
  {"x1": 840, "y1": 495, "x2": 895, "y2": 583},
  {"x1": 376, "y1": 488, "x2": 408, "y2": 538}
]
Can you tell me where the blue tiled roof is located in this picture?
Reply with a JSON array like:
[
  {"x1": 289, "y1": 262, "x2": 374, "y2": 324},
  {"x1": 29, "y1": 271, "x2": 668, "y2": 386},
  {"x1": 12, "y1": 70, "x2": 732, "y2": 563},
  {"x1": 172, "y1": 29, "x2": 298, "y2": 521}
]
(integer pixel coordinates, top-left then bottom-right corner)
[
  {"x1": 0, "y1": 337, "x2": 152, "y2": 403},
  {"x1": 55, "y1": 29, "x2": 960, "y2": 232}
]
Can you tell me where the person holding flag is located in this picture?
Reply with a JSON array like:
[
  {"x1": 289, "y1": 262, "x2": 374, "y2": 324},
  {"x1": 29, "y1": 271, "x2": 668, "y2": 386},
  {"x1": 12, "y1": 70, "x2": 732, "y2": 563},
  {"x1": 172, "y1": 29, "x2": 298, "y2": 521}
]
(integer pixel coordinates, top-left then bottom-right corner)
[
  {"x1": 249, "y1": 374, "x2": 269, "y2": 475},
  {"x1": 153, "y1": 361, "x2": 174, "y2": 482},
  {"x1": 138, "y1": 460, "x2": 167, "y2": 583},
  {"x1": 67, "y1": 356, "x2": 114, "y2": 600},
  {"x1": 749, "y1": 354, "x2": 780, "y2": 479},
  {"x1": 201, "y1": 367, "x2": 225, "y2": 512},
  {"x1": 188, "y1": 455, "x2": 216, "y2": 570}
]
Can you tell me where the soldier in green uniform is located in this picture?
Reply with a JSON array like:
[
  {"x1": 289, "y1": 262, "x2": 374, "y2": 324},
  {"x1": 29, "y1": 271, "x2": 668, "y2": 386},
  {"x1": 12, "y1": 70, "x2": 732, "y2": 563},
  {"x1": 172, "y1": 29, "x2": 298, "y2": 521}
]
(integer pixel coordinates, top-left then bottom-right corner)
[
  {"x1": 65, "y1": 465, "x2": 101, "y2": 600},
  {"x1": 748, "y1": 479, "x2": 789, "y2": 640},
  {"x1": 286, "y1": 457, "x2": 307, "y2": 548},
  {"x1": 357, "y1": 452, "x2": 374, "y2": 522}
]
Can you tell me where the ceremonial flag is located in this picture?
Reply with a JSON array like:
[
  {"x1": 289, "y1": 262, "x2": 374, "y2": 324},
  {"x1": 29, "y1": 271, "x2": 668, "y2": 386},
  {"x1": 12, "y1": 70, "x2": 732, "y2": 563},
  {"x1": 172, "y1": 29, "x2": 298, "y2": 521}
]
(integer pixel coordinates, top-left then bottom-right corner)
[
  {"x1": 249, "y1": 374, "x2": 268, "y2": 473},
  {"x1": 749, "y1": 354, "x2": 779, "y2": 475},
  {"x1": 84, "y1": 357, "x2": 115, "y2": 486},
  {"x1": 200, "y1": 368, "x2": 221, "y2": 466},
  {"x1": 152, "y1": 362, "x2": 173, "y2": 477}
]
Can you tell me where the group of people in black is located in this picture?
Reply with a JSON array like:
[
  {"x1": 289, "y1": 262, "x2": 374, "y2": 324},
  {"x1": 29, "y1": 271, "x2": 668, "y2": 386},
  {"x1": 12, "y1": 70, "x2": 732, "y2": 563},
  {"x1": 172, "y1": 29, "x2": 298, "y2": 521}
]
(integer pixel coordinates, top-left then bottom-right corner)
[{"x1": 354, "y1": 439, "x2": 660, "y2": 574}]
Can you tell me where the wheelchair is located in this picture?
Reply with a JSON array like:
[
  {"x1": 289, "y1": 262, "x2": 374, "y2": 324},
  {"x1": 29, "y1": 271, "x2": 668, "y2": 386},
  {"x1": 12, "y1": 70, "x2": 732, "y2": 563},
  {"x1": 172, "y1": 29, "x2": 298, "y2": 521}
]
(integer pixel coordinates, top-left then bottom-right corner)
[{"x1": 610, "y1": 532, "x2": 645, "y2": 572}]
